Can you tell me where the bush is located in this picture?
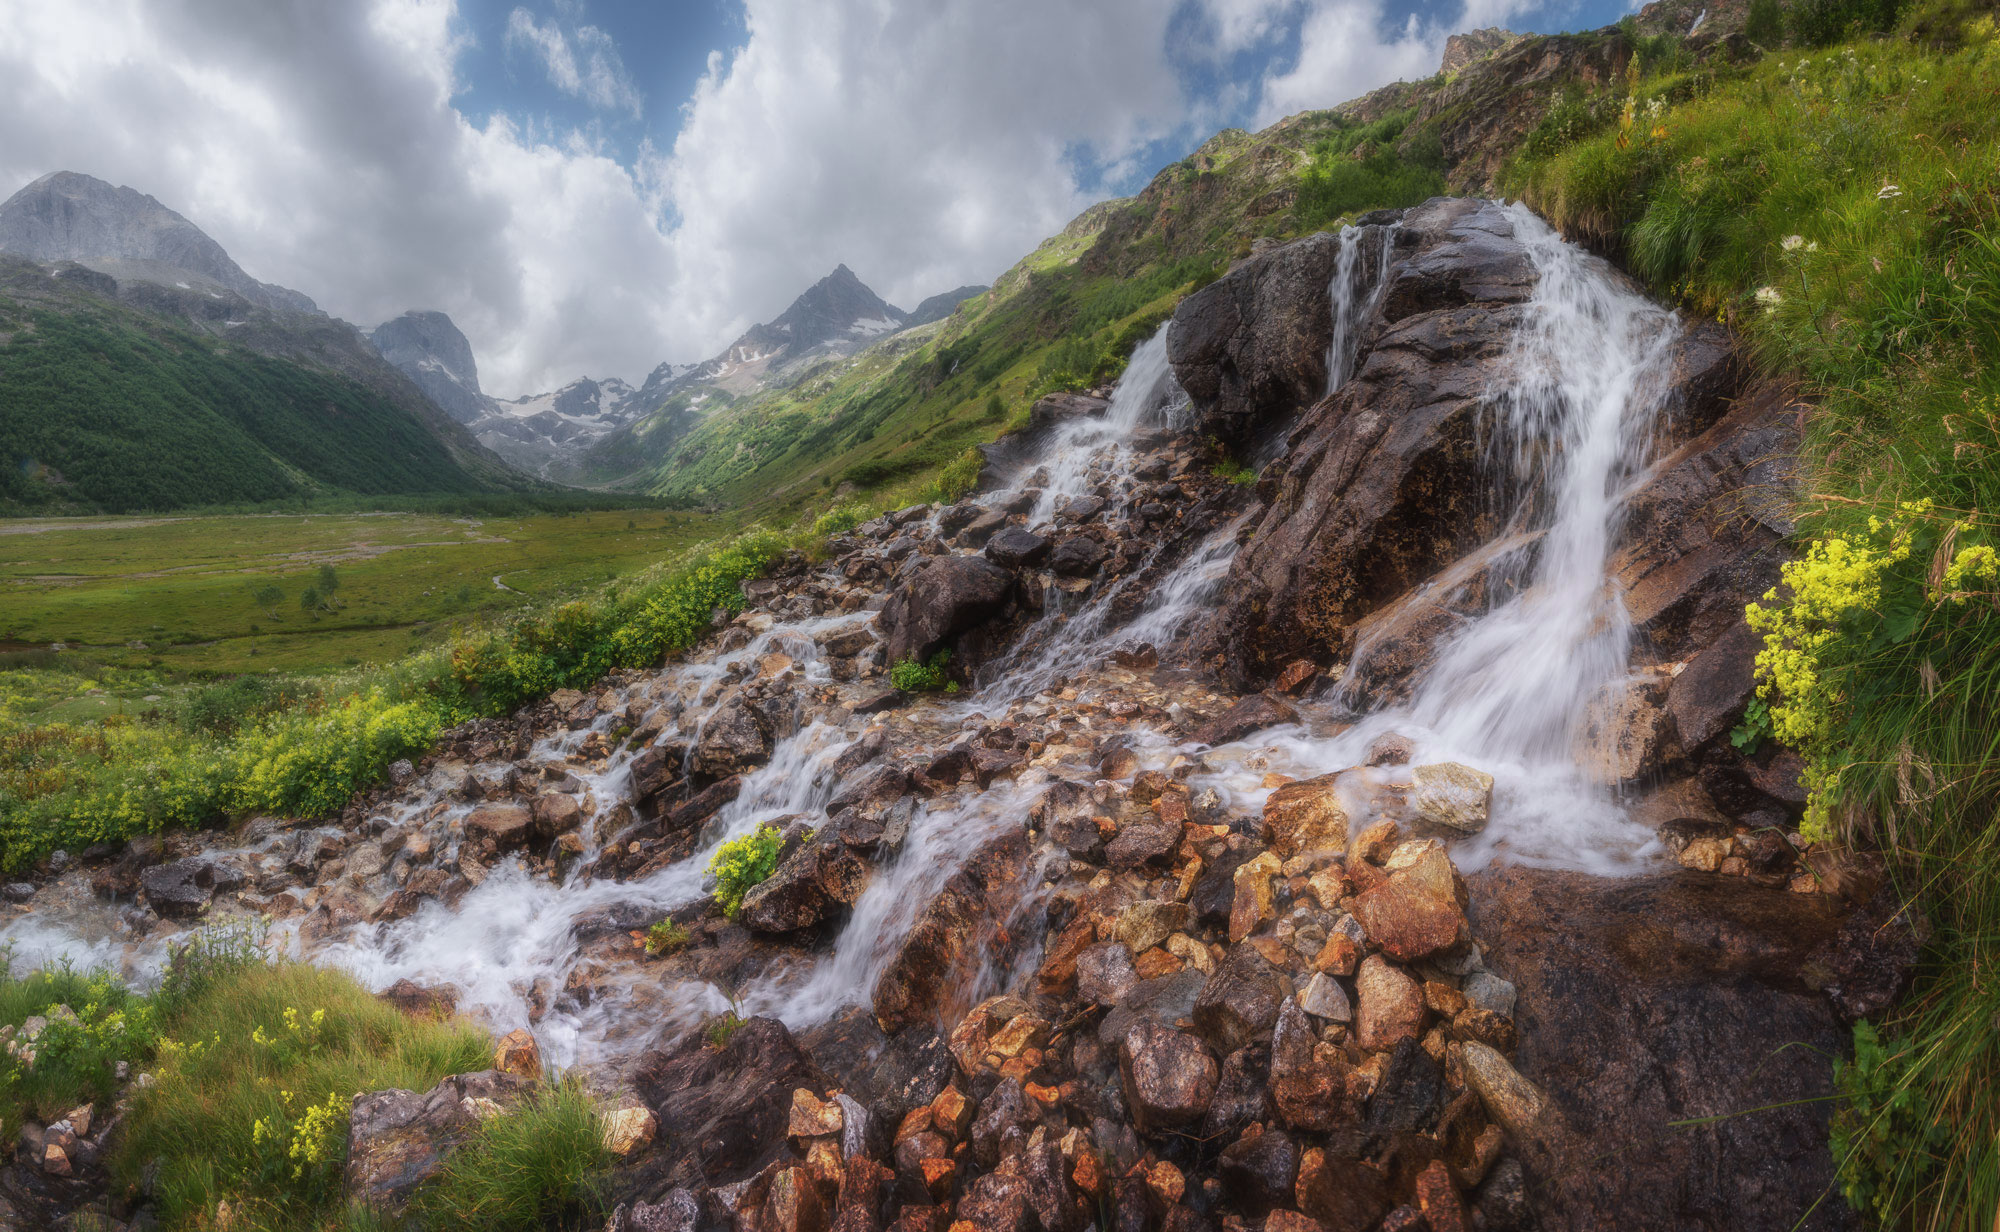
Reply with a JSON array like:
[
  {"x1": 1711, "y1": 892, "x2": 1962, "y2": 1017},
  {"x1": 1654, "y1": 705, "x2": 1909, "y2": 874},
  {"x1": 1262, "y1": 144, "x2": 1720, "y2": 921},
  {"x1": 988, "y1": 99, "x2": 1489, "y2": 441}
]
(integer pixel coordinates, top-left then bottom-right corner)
[
  {"x1": 0, "y1": 959, "x2": 155, "y2": 1133},
  {"x1": 644, "y1": 920, "x2": 689, "y2": 955},
  {"x1": 890, "y1": 649, "x2": 956, "y2": 692},
  {"x1": 413, "y1": 1080, "x2": 612, "y2": 1232},
  {"x1": 708, "y1": 823, "x2": 787, "y2": 917}
]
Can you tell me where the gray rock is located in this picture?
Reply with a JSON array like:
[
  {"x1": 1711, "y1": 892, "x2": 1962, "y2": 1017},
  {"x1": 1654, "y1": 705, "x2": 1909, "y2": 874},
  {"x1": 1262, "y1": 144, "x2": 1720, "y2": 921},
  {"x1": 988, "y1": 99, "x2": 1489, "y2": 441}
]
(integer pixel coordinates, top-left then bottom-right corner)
[{"x1": 1462, "y1": 969, "x2": 1517, "y2": 1017}]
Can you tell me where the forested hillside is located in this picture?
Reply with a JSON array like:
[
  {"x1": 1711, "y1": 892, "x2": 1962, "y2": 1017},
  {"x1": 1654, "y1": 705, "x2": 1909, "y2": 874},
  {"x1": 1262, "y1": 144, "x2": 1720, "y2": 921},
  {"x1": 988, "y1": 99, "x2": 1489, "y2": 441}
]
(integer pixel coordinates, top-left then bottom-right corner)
[{"x1": 0, "y1": 257, "x2": 537, "y2": 513}]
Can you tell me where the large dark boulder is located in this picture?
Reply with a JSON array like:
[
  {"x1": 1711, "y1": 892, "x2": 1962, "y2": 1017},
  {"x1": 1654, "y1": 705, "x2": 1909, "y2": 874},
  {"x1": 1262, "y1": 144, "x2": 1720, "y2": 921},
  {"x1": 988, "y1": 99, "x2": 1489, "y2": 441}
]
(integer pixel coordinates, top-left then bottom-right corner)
[
  {"x1": 624, "y1": 1017, "x2": 832, "y2": 1200},
  {"x1": 1469, "y1": 866, "x2": 1859, "y2": 1231},
  {"x1": 739, "y1": 834, "x2": 872, "y2": 934},
  {"x1": 141, "y1": 857, "x2": 243, "y2": 920},
  {"x1": 1167, "y1": 230, "x2": 1343, "y2": 447},
  {"x1": 877, "y1": 555, "x2": 1016, "y2": 666}
]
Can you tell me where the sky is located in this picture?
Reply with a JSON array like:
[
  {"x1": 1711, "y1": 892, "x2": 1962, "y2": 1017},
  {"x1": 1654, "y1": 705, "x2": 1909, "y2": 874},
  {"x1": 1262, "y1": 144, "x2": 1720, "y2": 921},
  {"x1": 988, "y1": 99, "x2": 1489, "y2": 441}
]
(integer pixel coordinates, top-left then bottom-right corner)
[{"x1": 0, "y1": 0, "x2": 1638, "y2": 398}]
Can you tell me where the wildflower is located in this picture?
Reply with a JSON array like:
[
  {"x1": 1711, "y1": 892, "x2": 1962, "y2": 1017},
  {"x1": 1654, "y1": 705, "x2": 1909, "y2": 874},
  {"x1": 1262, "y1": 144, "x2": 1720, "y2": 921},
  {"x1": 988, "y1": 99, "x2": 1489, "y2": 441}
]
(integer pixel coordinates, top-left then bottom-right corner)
[
  {"x1": 1754, "y1": 285, "x2": 1783, "y2": 313},
  {"x1": 1877, "y1": 184, "x2": 1903, "y2": 199},
  {"x1": 1782, "y1": 235, "x2": 1805, "y2": 251}
]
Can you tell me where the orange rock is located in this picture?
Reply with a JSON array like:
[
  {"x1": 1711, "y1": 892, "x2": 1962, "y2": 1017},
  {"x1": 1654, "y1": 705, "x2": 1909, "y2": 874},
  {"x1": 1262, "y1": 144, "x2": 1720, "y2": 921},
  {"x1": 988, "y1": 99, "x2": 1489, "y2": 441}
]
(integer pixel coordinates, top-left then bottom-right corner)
[
  {"x1": 1313, "y1": 932, "x2": 1361, "y2": 976},
  {"x1": 493, "y1": 1028, "x2": 542, "y2": 1080},
  {"x1": 1415, "y1": 1159, "x2": 1469, "y2": 1232},
  {"x1": 1424, "y1": 981, "x2": 1469, "y2": 1017},
  {"x1": 1072, "y1": 1149, "x2": 1108, "y2": 1199},
  {"x1": 930, "y1": 1086, "x2": 972, "y2": 1138},
  {"x1": 1146, "y1": 1159, "x2": 1186, "y2": 1207}
]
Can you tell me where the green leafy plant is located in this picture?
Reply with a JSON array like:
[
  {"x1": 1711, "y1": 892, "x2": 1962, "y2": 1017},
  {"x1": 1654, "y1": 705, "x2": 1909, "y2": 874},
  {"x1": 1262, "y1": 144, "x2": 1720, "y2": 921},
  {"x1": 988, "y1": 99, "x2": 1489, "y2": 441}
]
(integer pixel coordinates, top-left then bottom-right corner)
[
  {"x1": 707, "y1": 823, "x2": 787, "y2": 917},
  {"x1": 891, "y1": 649, "x2": 954, "y2": 692},
  {"x1": 1212, "y1": 457, "x2": 1257, "y2": 487},
  {"x1": 644, "y1": 920, "x2": 689, "y2": 956},
  {"x1": 1728, "y1": 695, "x2": 1772, "y2": 754}
]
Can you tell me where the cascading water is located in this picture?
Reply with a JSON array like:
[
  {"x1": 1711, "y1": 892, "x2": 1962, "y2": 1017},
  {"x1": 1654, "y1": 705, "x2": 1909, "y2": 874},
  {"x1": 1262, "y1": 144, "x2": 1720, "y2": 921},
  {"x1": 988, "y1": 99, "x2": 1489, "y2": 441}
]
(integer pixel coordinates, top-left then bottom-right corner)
[
  {"x1": 0, "y1": 202, "x2": 1693, "y2": 1079},
  {"x1": 1024, "y1": 325, "x2": 1182, "y2": 528},
  {"x1": 1325, "y1": 222, "x2": 1398, "y2": 396}
]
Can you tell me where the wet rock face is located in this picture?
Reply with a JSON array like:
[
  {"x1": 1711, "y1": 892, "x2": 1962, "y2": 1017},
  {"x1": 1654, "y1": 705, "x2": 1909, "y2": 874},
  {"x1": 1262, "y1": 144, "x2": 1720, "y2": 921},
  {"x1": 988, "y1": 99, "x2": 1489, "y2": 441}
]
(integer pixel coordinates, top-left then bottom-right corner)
[
  {"x1": 1166, "y1": 230, "x2": 1342, "y2": 449},
  {"x1": 346, "y1": 1070, "x2": 532, "y2": 1212},
  {"x1": 626, "y1": 1016, "x2": 833, "y2": 1199},
  {"x1": 1469, "y1": 867, "x2": 1858, "y2": 1231},
  {"x1": 878, "y1": 554, "x2": 1017, "y2": 667}
]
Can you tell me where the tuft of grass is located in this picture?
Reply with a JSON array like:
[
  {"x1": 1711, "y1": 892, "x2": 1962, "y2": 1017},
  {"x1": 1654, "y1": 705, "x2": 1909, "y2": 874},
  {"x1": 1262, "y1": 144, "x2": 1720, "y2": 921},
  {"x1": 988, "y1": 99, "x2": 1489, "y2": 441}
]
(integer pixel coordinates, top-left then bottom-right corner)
[
  {"x1": 644, "y1": 920, "x2": 690, "y2": 956},
  {"x1": 411, "y1": 1079, "x2": 612, "y2": 1232}
]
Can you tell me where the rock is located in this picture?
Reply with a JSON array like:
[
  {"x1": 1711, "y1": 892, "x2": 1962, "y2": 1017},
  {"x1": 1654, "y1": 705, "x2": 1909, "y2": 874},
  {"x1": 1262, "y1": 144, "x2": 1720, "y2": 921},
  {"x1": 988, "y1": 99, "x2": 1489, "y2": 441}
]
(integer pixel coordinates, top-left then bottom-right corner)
[
  {"x1": 1193, "y1": 945, "x2": 1289, "y2": 1055},
  {"x1": 1416, "y1": 1159, "x2": 1471, "y2": 1232},
  {"x1": 1409, "y1": 762, "x2": 1493, "y2": 834},
  {"x1": 984, "y1": 527, "x2": 1052, "y2": 568},
  {"x1": 1666, "y1": 620, "x2": 1760, "y2": 751},
  {"x1": 464, "y1": 803, "x2": 533, "y2": 851},
  {"x1": 872, "y1": 831, "x2": 1029, "y2": 1033},
  {"x1": 627, "y1": 1017, "x2": 832, "y2": 1193},
  {"x1": 1297, "y1": 972, "x2": 1351, "y2": 1022},
  {"x1": 1462, "y1": 970, "x2": 1516, "y2": 1017},
  {"x1": 140, "y1": 857, "x2": 244, "y2": 920},
  {"x1": 1218, "y1": 1125, "x2": 1299, "y2": 1214},
  {"x1": 691, "y1": 700, "x2": 771, "y2": 778},
  {"x1": 1809, "y1": 891, "x2": 1924, "y2": 1022},
  {"x1": 1106, "y1": 820, "x2": 1180, "y2": 871},
  {"x1": 617, "y1": 1190, "x2": 703, "y2": 1232},
  {"x1": 1118, "y1": 1022, "x2": 1219, "y2": 1134},
  {"x1": 958, "y1": 510, "x2": 1011, "y2": 547},
  {"x1": 1355, "y1": 955, "x2": 1425, "y2": 1051},
  {"x1": 1190, "y1": 692, "x2": 1301, "y2": 746},
  {"x1": 1076, "y1": 943, "x2": 1140, "y2": 1006},
  {"x1": 346, "y1": 1070, "x2": 531, "y2": 1211},
  {"x1": 1475, "y1": 1157, "x2": 1536, "y2": 1232},
  {"x1": 1365, "y1": 732, "x2": 1415, "y2": 766},
  {"x1": 494, "y1": 1028, "x2": 541, "y2": 1079},
  {"x1": 1459, "y1": 1042, "x2": 1545, "y2": 1141},
  {"x1": 1166, "y1": 230, "x2": 1344, "y2": 446},
  {"x1": 878, "y1": 555, "x2": 1016, "y2": 666},
  {"x1": 1228, "y1": 851, "x2": 1282, "y2": 942},
  {"x1": 1261, "y1": 773, "x2": 1351, "y2": 860},
  {"x1": 1469, "y1": 865, "x2": 1856, "y2": 1230},
  {"x1": 1199, "y1": 202, "x2": 1540, "y2": 680},
  {"x1": 1048, "y1": 535, "x2": 1108, "y2": 577},
  {"x1": 970, "y1": 1076, "x2": 1036, "y2": 1168},
  {"x1": 1294, "y1": 1147, "x2": 1393, "y2": 1232},
  {"x1": 1115, "y1": 900, "x2": 1192, "y2": 954},
  {"x1": 1363, "y1": 1038, "x2": 1445, "y2": 1135},
  {"x1": 668, "y1": 775, "x2": 745, "y2": 833},
  {"x1": 1273, "y1": 659, "x2": 1320, "y2": 695},
  {"x1": 1353, "y1": 874, "x2": 1470, "y2": 962},
  {"x1": 603, "y1": 1105, "x2": 659, "y2": 1156},
  {"x1": 2, "y1": 882, "x2": 35, "y2": 903},
  {"x1": 741, "y1": 836, "x2": 872, "y2": 933},
  {"x1": 1268, "y1": 998, "x2": 1358, "y2": 1132},
  {"x1": 531, "y1": 792, "x2": 582, "y2": 837},
  {"x1": 1576, "y1": 676, "x2": 1678, "y2": 787},
  {"x1": 380, "y1": 979, "x2": 459, "y2": 1019}
]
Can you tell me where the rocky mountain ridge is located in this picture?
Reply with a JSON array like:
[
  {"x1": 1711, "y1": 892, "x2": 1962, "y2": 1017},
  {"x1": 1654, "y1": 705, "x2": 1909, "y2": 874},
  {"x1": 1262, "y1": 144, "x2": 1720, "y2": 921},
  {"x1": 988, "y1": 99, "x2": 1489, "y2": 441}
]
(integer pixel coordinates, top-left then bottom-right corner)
[{"x1": 0, "y1": 171, "x2": 319, "y2": 314}]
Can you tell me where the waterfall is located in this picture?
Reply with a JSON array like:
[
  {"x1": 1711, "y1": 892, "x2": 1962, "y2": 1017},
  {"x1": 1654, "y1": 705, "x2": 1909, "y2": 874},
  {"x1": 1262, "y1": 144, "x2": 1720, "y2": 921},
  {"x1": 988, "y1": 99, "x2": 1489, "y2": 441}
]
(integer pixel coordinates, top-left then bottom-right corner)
[
  {"x1": 1325, "y1": 222, "x2": 1397, "y2": 396},
  {"x1": 1025, "y1": 325, "x2": 1182, "y2": 528}
]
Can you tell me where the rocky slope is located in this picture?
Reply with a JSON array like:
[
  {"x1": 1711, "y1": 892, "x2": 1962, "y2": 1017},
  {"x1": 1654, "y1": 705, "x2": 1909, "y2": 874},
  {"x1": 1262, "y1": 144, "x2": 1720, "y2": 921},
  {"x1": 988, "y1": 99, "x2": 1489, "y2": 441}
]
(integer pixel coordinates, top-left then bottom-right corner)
[
  {"x1": 0, "y1": 197, "x2": 1895, "y2": 1230},
  {"x1": 369, "y1": 309, "x2": 495, "y2": 425},
  {"x1": 0, "y1": 171, "x2": 318, "y2": 314}
]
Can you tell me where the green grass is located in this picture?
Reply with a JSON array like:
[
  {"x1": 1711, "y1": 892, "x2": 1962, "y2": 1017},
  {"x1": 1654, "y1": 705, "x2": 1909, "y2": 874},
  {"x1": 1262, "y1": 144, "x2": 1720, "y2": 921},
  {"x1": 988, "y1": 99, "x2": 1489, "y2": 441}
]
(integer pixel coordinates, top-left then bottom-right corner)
[
  {"x1": 412, "y1": 1080, "x2": 612, "y2": 1231},
  {"x1": 1505, "y1": 6, "x2": 2000, "y2": 1225},
  {"x1": 0, "y1": 958, "x2": 156, "y2": 1137},
  {"x1": 0, "y1": 508, "x2": 728, "y2": 677}
]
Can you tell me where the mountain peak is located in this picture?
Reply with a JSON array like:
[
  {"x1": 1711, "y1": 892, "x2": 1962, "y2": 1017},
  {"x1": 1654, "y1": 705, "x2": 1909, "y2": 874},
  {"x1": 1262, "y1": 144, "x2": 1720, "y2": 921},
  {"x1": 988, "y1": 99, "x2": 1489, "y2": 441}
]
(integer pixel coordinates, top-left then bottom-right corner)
[
  {"x1": 0, "y1": 170, "x2": 318, "y2": 314},
  {"x1": 369, "y1": 309, "x2": 491, "y2": 425}
]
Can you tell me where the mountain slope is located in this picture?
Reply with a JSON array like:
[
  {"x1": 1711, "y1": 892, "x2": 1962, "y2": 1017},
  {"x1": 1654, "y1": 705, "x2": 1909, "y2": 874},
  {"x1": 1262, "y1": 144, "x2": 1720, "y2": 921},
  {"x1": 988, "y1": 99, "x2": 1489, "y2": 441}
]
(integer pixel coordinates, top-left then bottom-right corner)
[
  {"x1": 0, "y1": 255, "x2": 532, "y2": 512},
  {"x1": 369, "y1": 309, "x2": 494, "y2": 425},
  {"x1": 0, "y1": 171, "x2": 318, "y2": 314}
]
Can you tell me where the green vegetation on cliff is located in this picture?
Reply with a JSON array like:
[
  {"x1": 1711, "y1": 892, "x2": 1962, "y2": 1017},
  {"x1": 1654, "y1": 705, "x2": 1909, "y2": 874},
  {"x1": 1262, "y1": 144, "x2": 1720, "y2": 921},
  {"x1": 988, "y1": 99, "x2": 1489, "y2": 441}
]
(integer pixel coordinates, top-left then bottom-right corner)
[{"x1": 1505, "y1": 4, "x2": 2000, "y2": 1223}]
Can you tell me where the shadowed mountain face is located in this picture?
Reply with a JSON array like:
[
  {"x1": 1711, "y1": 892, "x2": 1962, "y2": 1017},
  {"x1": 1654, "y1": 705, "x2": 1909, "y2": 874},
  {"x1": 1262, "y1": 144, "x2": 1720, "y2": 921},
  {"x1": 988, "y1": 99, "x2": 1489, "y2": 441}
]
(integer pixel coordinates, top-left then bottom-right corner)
[
  {"x1": 370, "y1": 310, "x2": 494, "y2": 425},
  {"x1": 0, "y1": 170, "x2": 318, "y2": 314},
  {"x1": 906, "y1": 283, "x2": 987, "y2": 326}
]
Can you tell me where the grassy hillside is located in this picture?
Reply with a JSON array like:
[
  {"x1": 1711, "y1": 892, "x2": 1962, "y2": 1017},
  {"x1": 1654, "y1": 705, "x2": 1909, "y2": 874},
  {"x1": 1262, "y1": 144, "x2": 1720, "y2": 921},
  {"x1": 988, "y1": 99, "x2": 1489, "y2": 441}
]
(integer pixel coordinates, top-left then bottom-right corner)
[
  {"x1": 0, "y1": 257, "x2": 535, "y2": 514},
  {"x1": 609, "y1": 110, "x2": 1448, "y2": 515}
]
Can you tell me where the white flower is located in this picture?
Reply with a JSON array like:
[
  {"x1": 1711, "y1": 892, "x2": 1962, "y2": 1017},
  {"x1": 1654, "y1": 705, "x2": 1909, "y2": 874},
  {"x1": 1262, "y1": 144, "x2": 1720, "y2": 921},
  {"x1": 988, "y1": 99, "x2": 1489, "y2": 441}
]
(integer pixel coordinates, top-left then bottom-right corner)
[
  {"x1": 1754, "y1": 286, "x2": 1784, "y2": 313},
  {"x1": 1782, "y1": 235, "x2": 1805, "y2": 251},
  {"x1": 1877, "y1": 184, "x2": 1903, "y2": 199}
]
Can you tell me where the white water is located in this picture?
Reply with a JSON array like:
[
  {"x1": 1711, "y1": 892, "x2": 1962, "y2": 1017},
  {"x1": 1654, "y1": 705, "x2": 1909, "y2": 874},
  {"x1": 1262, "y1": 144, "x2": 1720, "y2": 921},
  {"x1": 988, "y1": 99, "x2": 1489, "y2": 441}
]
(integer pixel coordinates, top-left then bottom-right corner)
[
  {"x1": 1024, "y1": 325, "x2": 1184, "y2": 528},
  {"x1": 1325, "y1": 222, "x2": 1398, "y2": 396},
  {"x1": 1, "y1": 204, "x2": 1687, "y2": 1067}
]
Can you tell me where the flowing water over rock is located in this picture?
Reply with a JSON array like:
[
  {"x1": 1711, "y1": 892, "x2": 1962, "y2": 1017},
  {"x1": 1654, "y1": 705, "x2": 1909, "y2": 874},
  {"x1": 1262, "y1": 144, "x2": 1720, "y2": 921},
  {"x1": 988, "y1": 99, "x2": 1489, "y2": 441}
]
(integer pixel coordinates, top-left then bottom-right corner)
[{"x1": 0, "y1": 197, "x2": 1861, "y2": 1232}]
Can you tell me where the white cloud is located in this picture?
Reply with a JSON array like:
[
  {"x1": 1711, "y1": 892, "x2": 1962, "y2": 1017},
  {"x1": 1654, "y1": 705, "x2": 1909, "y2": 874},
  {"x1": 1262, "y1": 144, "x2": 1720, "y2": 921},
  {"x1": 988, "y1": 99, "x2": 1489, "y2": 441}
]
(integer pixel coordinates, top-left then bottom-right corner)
[
  {"x1": 504, "y1": 5, "x2": 644, "y2": 117},
  {"x1": 0, "y1": 0, "x2": 1538, "y2": 400}
]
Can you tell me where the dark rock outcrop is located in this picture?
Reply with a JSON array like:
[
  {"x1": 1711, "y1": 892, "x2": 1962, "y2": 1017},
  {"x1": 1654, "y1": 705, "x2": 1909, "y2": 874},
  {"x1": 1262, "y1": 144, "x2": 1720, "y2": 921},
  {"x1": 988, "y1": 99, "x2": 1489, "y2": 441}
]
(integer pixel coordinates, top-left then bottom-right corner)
[{"x1": 878, "y1": 555, "x2": 1016, "y2": 666}]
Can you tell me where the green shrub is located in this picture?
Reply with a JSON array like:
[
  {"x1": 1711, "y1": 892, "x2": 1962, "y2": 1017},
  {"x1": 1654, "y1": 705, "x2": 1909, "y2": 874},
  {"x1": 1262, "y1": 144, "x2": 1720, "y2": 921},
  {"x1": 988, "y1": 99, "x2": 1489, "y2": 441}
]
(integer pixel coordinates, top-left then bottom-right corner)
[
  {"x1": 708, "y1": 823, "x2": 787, "y2": 917},
  {"x1": 644, "y1": 920, "x2": 689, "y2": 955},
  {"x1": 0, "y1": 959, "x2": 155, "y2": 1133},
  {"x1": 1745, "y1": 0, "x2": 1785, "y2": 44},
  {"x1": 811, "y1": 501, "x2": 872, "y2": 536},
  {"x1": 413, "y1": 1080, "x2": 612, "y2": 1232},
  {"x1": 890, "y1": 649, "x2": 955, "y2": 692}
]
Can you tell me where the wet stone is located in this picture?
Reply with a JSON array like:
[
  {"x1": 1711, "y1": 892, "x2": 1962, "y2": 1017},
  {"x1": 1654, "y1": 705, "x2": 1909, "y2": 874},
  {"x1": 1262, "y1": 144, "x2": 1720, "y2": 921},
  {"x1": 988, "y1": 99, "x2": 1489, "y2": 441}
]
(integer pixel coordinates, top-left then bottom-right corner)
[{"x1": 1410, "y1": 762, "x2": 1494, "y2": 834}]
